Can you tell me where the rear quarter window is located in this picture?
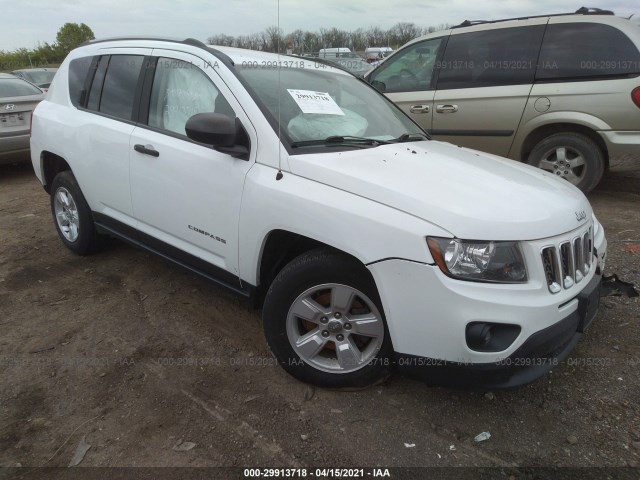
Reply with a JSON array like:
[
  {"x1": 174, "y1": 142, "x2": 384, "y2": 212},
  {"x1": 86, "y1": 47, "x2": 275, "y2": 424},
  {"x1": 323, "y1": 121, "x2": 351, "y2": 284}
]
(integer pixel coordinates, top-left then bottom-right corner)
[
  {"x1": 68, "y1": 56, "x2": 94, "y2": 107},
  {"x1": 537, "y1": 23, "x2": 640, "y2": 80}
]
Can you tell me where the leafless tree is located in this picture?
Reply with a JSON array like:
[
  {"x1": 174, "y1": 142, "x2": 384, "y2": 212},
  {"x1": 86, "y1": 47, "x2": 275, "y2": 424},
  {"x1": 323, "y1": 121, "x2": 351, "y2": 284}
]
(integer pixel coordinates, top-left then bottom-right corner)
[{"x1": 205, "y1": 22, "x2": 450, "y2": 54}]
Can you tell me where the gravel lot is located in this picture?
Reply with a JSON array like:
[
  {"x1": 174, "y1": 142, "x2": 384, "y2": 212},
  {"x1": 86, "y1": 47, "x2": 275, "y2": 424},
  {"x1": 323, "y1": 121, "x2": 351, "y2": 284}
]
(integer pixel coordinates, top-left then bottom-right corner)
[{"x1": 1, "y1": 159, "x2": 639, "y2": 474}]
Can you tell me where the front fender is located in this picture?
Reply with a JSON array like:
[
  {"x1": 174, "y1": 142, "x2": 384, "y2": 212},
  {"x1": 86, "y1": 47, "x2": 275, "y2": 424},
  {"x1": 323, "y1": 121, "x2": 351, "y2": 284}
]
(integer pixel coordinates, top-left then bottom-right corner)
[{"x1": 238, "y1": 164, "x2": 451, "y2": 285}]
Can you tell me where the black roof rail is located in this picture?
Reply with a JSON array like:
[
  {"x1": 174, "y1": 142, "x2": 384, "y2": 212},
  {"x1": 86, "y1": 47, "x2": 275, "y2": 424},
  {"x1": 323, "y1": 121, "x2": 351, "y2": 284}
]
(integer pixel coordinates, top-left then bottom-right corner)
[
  {"x1": 453, "y1": 6, "x2": 615, "y2": 29},
  {"x1": 80, "y1": 36, "x2": 198, "y2": 46},
  {"x1": 77, "y1": 36, "x2": 235, "y2": 67}
]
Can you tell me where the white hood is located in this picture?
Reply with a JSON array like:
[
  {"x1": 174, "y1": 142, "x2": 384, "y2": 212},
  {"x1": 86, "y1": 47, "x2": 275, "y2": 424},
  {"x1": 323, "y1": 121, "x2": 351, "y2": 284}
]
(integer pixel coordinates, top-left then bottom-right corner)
[{"x1": 288, "y1": 141, "x2": 592, "y2": 241}]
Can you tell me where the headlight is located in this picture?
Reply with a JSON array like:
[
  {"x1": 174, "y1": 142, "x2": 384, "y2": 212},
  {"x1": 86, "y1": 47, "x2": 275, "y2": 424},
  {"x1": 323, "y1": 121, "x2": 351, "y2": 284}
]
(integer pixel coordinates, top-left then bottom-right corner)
[{"x1": 427, "y1": 237, "x2": 527, "y2": 283}]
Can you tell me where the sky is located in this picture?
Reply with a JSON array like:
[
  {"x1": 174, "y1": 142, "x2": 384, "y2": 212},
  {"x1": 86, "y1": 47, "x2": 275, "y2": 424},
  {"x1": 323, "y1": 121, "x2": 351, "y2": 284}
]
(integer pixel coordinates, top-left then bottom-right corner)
[{"x1": 3, "y1": 0, "x2": 639, "y2": 51}]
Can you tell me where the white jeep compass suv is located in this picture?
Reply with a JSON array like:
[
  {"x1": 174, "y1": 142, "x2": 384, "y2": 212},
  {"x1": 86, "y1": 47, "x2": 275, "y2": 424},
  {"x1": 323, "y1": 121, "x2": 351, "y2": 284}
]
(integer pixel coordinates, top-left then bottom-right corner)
[{"x1": 30, "y1": 37, "x2": 607, "y2": 389}]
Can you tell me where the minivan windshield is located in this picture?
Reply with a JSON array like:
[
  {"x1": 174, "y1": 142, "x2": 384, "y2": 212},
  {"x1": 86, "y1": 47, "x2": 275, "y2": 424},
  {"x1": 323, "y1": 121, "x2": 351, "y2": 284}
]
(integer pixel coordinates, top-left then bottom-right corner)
[{"x1": 236, "y1": 63, "x2": 427, "y2": 149}]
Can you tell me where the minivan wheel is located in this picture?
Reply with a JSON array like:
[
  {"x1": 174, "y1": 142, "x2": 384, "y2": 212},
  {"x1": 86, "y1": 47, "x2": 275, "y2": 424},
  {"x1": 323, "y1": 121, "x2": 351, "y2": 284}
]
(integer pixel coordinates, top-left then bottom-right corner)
[
  {"x1": 262, "y1": 248, "x2": 393, "y2": 388},
  {"x1": 526, "y1": 133, "x2": 604, "y2": 193},
  {"x1": 50, "y1": 171, "x2": 104, "y2": 255}
]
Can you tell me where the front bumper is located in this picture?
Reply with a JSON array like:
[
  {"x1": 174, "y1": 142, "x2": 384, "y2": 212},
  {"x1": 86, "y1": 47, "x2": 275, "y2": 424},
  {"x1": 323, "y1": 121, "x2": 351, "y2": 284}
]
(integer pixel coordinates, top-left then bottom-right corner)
[
  {"x1": 393, "y1": 273, "x2": 601, "y2": 389},
  {"x1": 368, "y1": 222, "x2": 605, "y2": 389},
  {"x1": 594, "y1": 220, "x2": 607, "y2": 274}
]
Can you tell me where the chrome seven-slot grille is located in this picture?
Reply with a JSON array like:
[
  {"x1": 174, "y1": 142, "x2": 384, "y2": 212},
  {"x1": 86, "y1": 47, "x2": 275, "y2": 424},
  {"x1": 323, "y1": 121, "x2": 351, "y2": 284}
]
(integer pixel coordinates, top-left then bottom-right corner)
[{"x1": 541, "y1": 226, "x2": 593, "y2": 294}]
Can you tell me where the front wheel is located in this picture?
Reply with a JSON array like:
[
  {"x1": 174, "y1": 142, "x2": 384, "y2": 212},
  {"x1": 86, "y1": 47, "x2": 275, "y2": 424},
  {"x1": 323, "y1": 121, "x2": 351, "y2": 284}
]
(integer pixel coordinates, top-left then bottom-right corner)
[
  {"x1": 526, "y1": 132, "x2": 605, "y2": 193},
  {"x1": 262, "y1": 248, "x2": 393, "y2": 388}
]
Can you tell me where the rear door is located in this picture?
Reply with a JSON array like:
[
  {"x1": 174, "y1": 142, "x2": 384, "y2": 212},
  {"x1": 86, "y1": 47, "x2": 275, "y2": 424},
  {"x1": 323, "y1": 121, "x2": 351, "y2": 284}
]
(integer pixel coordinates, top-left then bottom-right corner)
[
  {"x1": 432, "y1": 22, "x2": 546, "y2": 156},
  {"x1": 367, "y1": 36, "x2": 447, "y2": 132},
  {"x1": 67, "y1": 50, "x2": 149, "y2": 226}
]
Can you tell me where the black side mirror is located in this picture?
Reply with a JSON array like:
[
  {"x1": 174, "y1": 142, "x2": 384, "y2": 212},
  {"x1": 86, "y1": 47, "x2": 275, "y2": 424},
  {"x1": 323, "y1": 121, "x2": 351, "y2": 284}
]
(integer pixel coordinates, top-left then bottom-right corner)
[{"x1": 185, "y1": 113, "x2": 249, "y2": 160}]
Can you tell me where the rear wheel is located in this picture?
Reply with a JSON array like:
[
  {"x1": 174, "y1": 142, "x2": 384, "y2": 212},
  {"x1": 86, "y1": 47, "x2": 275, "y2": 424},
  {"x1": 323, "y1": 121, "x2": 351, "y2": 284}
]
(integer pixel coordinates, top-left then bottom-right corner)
[
  {"x1": 526, "y1": 132, "x2": 605, "y2": 193},
  {"x1": 50, "y1": 171, "x2": 104, "y2": 255},
  {"x1": 262, "y1": 248, "x2": 393, "y2": 388}
]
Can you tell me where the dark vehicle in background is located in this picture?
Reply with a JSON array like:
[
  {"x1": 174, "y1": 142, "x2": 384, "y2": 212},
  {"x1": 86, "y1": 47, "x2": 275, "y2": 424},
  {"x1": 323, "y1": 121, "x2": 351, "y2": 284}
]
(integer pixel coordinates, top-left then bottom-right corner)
[
  {"x1": 0, "y1": 73, "x2": 44, "y2": 164},
  {"x1": 10, "y1": 68, "x2": 58, "y2": 91}
]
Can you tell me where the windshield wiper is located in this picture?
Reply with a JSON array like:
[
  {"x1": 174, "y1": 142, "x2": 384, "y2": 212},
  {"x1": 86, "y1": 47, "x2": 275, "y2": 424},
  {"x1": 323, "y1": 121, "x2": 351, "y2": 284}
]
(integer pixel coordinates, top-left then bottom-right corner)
[
  {"x1": 390, "y1": 133, "x2": 429, "y2": 143},
  {"x1": 291, "y1": 136, "x2": 391, "y2": 149}
]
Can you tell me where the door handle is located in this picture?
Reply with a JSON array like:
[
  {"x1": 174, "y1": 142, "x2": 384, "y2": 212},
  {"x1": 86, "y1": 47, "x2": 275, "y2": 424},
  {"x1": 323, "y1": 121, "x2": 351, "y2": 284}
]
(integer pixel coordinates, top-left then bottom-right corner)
[
  {"x1": 436, "y1": 104, "x2": 458, "y2": 113},
  {"x1": 134, "y1": 144, "x2": 159, "y2": 157},
  {"x1": 409, "y1": 104, "x2": 430, "y2": 114}
]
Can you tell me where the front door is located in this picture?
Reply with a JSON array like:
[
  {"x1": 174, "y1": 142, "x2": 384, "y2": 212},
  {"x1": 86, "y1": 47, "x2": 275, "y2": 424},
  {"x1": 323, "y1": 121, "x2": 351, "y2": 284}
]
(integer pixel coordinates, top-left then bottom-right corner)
[
  {"x1": 368, "y1": 37, "x2": 446, "y2": 133},
  {"x1": 129, "y1": 50, "x2": 256, "y2": 284}
]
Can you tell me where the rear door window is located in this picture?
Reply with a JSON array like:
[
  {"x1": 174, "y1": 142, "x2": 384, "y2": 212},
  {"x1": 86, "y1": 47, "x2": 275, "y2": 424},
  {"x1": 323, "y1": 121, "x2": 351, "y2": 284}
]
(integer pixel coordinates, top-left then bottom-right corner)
[
  {"x1": 86, "y1": 56, "x2": 109, "y2": 111},
  {"x1": 98, "y1": 55, "x2": 144, "y2": 120},
  {"x1": 436, "y1": 26, "x2": 545, "y2": 90},
  {"x1": 537, "y1": 23, "x2": 640, "y2": 80}
]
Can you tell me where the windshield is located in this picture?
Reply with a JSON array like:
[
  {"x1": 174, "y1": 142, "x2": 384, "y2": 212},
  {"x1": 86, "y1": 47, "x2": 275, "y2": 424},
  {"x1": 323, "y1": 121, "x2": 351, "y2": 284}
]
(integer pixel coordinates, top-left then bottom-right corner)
[
  {"x1": 235, "y1": 64, "x2": 426, "y2": 148},
  {"x1": 0, "y1": 78, "x2": 43, "y2": 97}
]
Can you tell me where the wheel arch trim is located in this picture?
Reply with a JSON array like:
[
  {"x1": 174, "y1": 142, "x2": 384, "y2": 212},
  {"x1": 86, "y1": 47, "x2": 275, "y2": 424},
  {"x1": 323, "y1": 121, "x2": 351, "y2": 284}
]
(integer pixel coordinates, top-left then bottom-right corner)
[
  {"x1": 253, "y1": 228, "x2": 392, "y2": 307},
  {"x1": 40, "y1": 150, "x2": 73, "y2": 193},
  {"x1": 515, "y1": 119, "x2": 609, "y2": 166}
]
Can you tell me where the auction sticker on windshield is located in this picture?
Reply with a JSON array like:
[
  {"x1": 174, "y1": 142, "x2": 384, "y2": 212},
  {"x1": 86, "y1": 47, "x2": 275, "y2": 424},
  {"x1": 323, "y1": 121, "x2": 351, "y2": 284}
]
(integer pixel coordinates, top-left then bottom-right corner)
[{"x1": 287, "y1": 89, "x2": 345, "y2": 115}]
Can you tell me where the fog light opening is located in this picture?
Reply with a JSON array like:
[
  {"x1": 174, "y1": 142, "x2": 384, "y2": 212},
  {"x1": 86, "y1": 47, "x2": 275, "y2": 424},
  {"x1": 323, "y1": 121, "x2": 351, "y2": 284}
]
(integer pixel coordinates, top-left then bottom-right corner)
[
  {"x1": 467, "y1": 323, "x2": 492, "y2": 349},
  {"x1": 465, "y1": 322, "x2": 521, "y2": 352}
]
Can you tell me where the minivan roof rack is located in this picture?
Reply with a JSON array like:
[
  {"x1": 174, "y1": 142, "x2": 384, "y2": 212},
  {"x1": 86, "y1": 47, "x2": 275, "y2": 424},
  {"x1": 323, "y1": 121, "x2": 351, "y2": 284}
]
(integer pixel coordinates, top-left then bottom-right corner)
[{"x1": 453, "y1": 6, "x2": 615, "y2": 28}]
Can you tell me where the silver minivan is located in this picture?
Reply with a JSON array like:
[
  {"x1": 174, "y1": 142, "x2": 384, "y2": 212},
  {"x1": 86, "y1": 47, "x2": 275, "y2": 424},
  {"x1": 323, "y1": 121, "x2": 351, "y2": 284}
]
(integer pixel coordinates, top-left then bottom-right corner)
[{"x1": 366, "y1": 8, "x2": 640, "y2": 192}]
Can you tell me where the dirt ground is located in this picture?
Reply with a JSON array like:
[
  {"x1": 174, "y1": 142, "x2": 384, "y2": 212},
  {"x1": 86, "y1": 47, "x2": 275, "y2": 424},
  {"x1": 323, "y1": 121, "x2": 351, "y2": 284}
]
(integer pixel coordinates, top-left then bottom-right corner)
[{"x1": 0, "y1": 159, "x2": 639, "y2": 474}]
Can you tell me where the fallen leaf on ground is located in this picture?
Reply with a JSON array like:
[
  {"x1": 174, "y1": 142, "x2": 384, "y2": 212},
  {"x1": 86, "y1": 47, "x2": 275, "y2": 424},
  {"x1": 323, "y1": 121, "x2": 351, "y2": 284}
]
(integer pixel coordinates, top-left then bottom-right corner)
[
  {"x1": 68, "y1": 436, "x2": 91, "y2": 467},
  {"x1": 172, "y1": 440, "x2": 196, "y2": 451}
]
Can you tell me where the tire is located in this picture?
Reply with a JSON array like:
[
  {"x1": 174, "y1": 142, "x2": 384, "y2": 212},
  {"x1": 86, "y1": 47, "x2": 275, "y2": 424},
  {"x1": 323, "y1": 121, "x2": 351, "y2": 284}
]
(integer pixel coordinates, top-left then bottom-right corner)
[
  {"x1": 50, "y1": 171, "x2": 104, "y2": 255},
  {"x1": 526, "y1": 132, "x2": 605, "y2": 193},
  {"x1": 263, "y1": 248, "x2": 393, "y2": 388}
]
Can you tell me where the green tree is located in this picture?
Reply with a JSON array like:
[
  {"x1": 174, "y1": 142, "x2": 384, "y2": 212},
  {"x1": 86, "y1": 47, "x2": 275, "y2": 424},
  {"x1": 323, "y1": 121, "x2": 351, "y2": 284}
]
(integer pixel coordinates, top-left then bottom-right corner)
[{"x1": 56, "y1": 23, "x2": 95, "y2": 55}]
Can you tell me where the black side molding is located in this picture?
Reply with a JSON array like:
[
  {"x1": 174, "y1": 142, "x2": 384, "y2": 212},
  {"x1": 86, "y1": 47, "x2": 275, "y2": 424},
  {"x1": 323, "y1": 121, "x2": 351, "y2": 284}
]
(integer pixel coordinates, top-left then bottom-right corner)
[
  {"x1": 430, "y1": 129, "x2": 514, "y2": 137},
  {"x1": 93, "y1": 212, "x2": 251, "y2": 298}
]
